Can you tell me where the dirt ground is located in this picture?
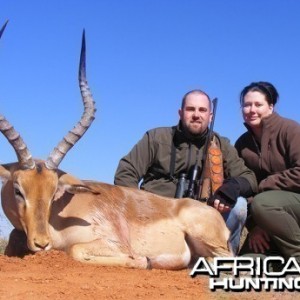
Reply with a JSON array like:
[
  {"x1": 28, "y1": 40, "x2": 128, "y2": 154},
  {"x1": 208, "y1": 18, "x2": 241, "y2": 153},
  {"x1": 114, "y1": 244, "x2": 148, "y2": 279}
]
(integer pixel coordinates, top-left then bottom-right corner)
[{"x1": 0, "y1": 250, "x2": 298, "y2": 300}]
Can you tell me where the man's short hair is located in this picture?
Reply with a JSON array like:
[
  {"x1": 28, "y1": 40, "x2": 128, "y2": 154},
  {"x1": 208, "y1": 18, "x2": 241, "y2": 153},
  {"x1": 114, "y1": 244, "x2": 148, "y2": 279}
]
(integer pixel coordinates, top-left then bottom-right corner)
[{"x1": 181, "y1": 89, "x2": 212, "y2": 110}]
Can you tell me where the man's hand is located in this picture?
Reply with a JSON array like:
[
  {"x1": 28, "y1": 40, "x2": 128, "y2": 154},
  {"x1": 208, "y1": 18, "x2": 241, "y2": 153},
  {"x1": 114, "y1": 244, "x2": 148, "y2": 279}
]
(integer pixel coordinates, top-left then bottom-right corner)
[
  {"x1": 211, "y1": 199, "x2": 231, "y2": 213},
  {"x1": 207, "y1": 178, "x2": 240, "y2": 209},
  {"x1": 248, "y1": 226, "x2": 270, "y2": 253}
]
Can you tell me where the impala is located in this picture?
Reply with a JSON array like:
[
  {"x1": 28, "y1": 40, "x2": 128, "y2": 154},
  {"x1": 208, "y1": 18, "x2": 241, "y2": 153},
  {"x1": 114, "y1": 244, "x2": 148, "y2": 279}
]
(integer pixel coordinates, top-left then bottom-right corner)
[{"x1": 0, "y1": 21, "x2": 232, "y2": 270}]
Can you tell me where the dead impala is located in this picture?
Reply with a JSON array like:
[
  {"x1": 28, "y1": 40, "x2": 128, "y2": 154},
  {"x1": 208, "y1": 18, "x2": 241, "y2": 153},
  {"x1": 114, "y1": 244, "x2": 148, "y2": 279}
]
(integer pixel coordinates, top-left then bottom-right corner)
[{"x1": 0, "y1": 21, "x2": 232, "y2": 270}]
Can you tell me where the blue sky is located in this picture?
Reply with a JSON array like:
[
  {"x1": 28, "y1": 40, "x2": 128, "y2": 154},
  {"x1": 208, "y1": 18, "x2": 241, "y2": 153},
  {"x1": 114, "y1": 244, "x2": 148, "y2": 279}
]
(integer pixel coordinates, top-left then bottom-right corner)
[{"x1": 1, "y1": 0, "x2": 300, "y2": 237}]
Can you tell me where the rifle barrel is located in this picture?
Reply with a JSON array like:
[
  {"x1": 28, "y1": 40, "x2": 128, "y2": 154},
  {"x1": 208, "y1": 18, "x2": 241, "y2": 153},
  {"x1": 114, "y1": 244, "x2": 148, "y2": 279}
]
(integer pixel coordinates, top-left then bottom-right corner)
[{"x1": 196, "y1": 97, "x2": 218, "y2": 200}]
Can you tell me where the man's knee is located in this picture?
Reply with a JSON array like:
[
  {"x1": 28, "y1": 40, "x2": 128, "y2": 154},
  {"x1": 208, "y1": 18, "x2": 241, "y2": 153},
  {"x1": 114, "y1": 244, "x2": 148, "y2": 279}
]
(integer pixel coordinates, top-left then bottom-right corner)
[
  {"x1": 232, "y1": 197, "x2": 247, "y2": 224},
  {"x1": 224, "y1": 197, "x2": 247, "y2": 233}
]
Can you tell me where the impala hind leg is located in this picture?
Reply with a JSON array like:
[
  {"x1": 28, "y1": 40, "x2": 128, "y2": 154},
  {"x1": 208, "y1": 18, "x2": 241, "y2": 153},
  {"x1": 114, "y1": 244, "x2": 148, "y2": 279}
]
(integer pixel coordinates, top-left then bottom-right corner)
[
  {"x1": 67, "y1": 240, "x2": 149, "y2": 269},
  {"x1": 148, "y1": 241, "x2": 191, "y2": 270},
  {"x1": 180, "y1": 204, "x2": 233, "y2": 258},
  {"x1": 186, "y1": 220, "x2": 232, "y2": 258}
]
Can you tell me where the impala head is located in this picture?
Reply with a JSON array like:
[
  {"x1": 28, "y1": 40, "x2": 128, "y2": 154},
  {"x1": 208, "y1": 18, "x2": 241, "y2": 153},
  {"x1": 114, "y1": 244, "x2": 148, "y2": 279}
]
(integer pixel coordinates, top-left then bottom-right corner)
[{"x1": 0, "y1": 21, "x2": 96, "y2": 252}]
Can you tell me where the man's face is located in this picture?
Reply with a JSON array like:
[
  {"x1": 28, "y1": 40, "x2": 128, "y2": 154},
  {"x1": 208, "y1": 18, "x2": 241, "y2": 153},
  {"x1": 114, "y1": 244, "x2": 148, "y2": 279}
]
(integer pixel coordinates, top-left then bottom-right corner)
[{"x1": 179, "y1": 93, "x2": 212, "y2": 136}]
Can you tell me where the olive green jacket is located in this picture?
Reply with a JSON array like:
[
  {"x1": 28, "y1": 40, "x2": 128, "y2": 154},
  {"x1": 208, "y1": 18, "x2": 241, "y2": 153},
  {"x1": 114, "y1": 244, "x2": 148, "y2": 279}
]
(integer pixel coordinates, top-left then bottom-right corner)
[{"x1": 114, "y1": 123, "x2": 257, "y2": 198}]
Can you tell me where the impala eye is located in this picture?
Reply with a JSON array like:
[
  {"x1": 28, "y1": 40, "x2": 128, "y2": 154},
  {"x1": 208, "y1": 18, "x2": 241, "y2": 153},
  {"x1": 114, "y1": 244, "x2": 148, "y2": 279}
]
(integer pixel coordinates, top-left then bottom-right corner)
[{"x1": 14, "y1": 186, "x2": 23, "y2": 198}]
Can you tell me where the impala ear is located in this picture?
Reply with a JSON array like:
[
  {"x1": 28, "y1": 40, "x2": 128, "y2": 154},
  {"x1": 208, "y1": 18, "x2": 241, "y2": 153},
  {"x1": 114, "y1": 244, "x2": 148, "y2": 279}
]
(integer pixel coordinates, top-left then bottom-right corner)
[
  {"x1": 53, "y1": 184, "x2": 66, "y2": 201},
  {"x1": 0, "y1": 165, "x2": 12, "y2": 183},
  {"x1": 53, "y1": 184, "x2": 98, "y2": 201},
  {"x1": 63, "y1": 184, "x2": 100, "y2": 195},
  {"x1": 58, "y1": 172, "x2": 85, "y2": 186},
  {"x1": 53, "y1": 173, "x2": 100, "y2": 200}
]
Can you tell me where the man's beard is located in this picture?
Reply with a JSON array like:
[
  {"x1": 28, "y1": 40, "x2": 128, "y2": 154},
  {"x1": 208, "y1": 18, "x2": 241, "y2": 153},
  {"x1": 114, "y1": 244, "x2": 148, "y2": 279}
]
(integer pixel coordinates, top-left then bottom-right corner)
[
  {"x1": 181, "y1": 122, "x2": 208, "y2": 140},
  {"x1": 186, "y1": 123, "x2": 205, "y2": 136}
]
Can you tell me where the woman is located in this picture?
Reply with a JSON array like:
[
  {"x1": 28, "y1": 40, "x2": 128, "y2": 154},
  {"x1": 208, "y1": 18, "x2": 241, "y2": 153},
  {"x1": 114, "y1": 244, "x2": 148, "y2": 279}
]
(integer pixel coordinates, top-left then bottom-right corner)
[{"x1": 235, "y1": 81, "x2": 300, "y2": 263}]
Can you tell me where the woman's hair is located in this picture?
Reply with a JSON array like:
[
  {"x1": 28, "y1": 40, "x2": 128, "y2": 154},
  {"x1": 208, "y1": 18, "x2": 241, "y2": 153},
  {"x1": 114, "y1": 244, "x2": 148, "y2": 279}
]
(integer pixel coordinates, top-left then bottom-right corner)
[{"x1": 240, "y1": 81, "x2": 279, "y2": 106}]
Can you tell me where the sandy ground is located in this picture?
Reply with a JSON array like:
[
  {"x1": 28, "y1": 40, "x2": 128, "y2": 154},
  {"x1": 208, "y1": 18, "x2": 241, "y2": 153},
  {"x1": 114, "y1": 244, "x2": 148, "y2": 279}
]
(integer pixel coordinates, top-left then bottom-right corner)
[{"x1": 0, "y1": 250, "x2": 298, "y2": 300}]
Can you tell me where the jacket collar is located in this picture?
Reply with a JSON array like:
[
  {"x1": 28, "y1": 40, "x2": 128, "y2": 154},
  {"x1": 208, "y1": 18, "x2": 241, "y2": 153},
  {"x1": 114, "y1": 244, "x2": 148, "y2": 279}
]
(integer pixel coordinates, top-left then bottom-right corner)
[
  {"x1": 174, "y1": 121, "x2": 208, "y2": 146},
  {"x1": 243, "y1": 112, "x2": 280, "y2": 134}
]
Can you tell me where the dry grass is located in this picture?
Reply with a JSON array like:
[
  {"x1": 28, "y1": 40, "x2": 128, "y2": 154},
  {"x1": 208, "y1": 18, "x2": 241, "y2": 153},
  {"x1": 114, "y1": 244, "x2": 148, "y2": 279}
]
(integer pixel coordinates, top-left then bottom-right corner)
[{"x1": 0, "y1": 237, "x2": 7, "y2": 254}]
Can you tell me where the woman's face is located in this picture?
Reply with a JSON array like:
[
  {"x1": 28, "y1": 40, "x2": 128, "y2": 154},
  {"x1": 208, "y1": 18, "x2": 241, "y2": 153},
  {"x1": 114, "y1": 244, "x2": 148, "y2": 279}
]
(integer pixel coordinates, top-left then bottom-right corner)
[{"x1": 242, "y1": 91, "x2": 273, "y2": 129}]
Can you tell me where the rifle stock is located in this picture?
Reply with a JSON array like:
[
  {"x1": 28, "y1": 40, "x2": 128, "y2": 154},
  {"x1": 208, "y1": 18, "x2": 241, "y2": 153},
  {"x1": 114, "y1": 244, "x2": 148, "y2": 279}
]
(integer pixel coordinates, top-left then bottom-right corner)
[{"x1": 196, "y1": 98, "x2": 218, "y2": 201}]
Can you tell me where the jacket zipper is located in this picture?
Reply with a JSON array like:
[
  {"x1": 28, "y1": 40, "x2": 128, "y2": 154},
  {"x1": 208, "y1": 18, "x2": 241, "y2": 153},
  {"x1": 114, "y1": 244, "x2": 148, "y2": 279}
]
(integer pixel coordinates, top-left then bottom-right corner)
[{"x1": 251, "y1": 135, "x2": 262, "y2": 170}]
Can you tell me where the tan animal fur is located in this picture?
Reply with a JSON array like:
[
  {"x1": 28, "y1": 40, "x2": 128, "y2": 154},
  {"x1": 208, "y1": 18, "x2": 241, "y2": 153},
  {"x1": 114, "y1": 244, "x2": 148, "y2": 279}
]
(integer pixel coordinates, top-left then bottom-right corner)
[{"x1": 0, "y1": 21, "x2": 232, "y2": 270}]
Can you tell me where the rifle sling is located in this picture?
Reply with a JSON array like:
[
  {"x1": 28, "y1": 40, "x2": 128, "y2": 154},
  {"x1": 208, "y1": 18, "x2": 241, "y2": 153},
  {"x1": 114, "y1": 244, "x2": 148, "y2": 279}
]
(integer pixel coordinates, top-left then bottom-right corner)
[{"x1": 169, "y1": 127, "x2": 177, "y2": 182}]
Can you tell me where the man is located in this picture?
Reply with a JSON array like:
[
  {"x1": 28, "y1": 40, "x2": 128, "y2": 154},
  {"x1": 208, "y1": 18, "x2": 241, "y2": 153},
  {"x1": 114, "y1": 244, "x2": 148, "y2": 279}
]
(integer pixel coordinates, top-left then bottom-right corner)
[{"x1": 115, "y1": 89, "x2": 258, "y2": 255}]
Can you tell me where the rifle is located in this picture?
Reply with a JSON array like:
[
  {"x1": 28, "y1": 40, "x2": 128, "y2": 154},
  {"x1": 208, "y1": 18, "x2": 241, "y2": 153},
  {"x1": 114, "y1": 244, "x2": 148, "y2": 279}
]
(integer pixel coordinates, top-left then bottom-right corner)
[
  {"x1": 196, "y1": 97, "x2": 218, "y2": 201},
  {"x1": 185, "y1": 98, "x2": 218, "y2": 200},
  {"x1": 174, "y1": 98, "x2": 219, "y2": 199}
]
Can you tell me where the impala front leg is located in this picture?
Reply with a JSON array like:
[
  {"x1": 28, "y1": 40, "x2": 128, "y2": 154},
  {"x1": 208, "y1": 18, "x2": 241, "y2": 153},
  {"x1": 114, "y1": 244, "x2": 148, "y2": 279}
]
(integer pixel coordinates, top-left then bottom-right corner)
[{"x1": 67, "y1": 240, "x2": 151, "y2": 269}]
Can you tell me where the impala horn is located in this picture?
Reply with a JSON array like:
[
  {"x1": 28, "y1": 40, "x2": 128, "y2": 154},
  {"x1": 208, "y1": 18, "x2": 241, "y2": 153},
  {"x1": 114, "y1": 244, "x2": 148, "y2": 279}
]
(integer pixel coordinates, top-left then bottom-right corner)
[
  {"x1": 0, "y1": 20, "x2": 8, "y2": 38},
  {"x1": 0, "y1": 20, "x2": 36, "y2": 170},
  {"x1": 45, "y1": 30, "x2": 96, "y2": 169}
]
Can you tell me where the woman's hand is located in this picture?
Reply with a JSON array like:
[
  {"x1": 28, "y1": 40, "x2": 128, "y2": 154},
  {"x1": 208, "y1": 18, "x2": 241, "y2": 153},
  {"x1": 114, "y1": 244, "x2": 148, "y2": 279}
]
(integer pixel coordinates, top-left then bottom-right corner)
[{"x1": 248, "y1": 226, "x2": 270, "y2": 253}]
